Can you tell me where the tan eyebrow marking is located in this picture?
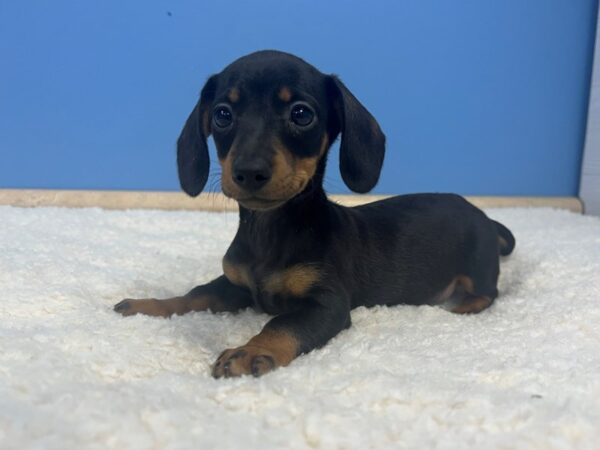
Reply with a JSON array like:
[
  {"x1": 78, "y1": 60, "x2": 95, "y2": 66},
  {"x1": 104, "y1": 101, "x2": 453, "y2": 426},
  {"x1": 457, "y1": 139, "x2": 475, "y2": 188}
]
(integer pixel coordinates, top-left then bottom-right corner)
[
  {"x1": 278, "y1": 86, "x2": 292, "y2": 102},
  {"x1": 227, "y1": 88, "x2": 240, "y2": 103}
]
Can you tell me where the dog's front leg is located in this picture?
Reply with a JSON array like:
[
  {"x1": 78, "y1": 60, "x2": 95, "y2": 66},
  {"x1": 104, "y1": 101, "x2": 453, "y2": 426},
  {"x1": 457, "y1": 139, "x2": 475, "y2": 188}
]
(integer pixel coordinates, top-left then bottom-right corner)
[
  {"x1": 114, "y1": 275, "x2": 252, "y2": 318},
  {"x1": 212, "y1": 298, "x2": 351, "y2": 378}
]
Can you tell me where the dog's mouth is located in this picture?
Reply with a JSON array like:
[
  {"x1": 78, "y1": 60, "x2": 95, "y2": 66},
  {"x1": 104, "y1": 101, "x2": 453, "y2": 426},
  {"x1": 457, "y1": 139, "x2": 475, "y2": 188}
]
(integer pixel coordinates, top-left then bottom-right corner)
[
  {"x1": 222, "y1": 186, "x2": 290, "y2": 210},
  {"x1": 236, "y1": 196, "x2": 288, "y2": 211},
  {"x1": 221, "y1": 179, "x2": 310, "y2": 212}
]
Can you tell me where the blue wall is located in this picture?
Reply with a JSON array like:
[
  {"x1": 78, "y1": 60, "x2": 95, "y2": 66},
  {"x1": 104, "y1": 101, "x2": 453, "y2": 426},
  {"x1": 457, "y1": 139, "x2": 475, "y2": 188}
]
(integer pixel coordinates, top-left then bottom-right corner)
[{"x1": 0, "y1": 0, "x2": 597, "y2": 196}]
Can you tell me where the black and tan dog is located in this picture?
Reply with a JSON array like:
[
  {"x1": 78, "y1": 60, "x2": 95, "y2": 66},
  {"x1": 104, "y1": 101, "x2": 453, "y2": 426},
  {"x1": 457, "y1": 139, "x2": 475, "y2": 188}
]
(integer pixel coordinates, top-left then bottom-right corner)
[{"x1": 114, "y1": 50, "x2": 515, "y2": 378}]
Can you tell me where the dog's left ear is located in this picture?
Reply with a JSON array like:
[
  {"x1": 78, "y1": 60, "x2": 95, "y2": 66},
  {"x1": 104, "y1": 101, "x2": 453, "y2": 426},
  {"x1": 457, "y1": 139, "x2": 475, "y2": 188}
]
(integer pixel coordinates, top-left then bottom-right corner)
[
  {"x1": 177, "y1": 75, "x2": 218, "y2": 197},
  {"x1": 326, "y1": 76, "x2": 386, "y2": 193}
]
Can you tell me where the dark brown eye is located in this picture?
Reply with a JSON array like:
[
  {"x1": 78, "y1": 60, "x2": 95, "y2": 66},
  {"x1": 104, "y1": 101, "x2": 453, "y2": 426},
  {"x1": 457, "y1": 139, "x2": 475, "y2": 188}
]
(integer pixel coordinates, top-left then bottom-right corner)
[
  {"x1": 290, "y1": 102, "x2": 314, "y2": 127},
  {"x1": 213, "y1": 105, "x2": 233, "y2": 128}
]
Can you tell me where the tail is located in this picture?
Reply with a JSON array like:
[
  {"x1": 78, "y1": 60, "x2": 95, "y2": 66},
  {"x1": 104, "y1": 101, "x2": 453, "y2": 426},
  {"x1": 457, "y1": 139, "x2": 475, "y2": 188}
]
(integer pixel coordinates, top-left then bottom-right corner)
[{"x1": 493, "y1": 220, "x2": 515, "y2": 256}]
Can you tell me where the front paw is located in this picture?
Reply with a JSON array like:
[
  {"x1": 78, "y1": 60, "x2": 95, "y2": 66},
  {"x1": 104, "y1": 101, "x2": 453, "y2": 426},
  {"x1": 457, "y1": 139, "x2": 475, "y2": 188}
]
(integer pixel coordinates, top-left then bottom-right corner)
[
  {"x1": 113, "y1": 298, "x2": 170, "y2": 317},
  {"x1": 212, "y1": 346, "x2": 278, "y2": 378}
]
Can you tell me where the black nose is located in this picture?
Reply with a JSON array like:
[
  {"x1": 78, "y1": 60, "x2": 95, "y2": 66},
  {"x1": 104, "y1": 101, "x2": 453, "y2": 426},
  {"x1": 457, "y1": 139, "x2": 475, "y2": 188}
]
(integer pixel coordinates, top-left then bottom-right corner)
[{"x1": 232, "y1": 159, "x2": 272, "y2": 191}]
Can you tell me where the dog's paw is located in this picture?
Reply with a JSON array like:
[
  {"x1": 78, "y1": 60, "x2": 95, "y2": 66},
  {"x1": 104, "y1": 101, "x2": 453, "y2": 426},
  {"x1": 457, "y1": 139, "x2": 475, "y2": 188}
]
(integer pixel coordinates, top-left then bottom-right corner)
[
  {"x1": 113, "y1": 298, "x2": 170, "y2": 317},
  {"x1": 212, "y1": 346, "x2": 278, "y2": 378}
]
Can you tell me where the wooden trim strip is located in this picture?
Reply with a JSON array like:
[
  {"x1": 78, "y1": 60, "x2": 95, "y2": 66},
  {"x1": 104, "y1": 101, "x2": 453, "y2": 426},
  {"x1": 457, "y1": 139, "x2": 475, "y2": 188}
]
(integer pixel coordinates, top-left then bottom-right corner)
[{"x1": 0, "y1": 189, "x2": 583, "y2": 213}]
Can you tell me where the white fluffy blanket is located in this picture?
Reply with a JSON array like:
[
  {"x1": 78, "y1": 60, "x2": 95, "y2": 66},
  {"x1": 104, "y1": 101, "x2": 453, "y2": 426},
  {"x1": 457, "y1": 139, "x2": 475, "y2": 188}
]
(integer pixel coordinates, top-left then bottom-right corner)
[{"x1": 1, "y1": 206, "x2": 599, "y2": 449}]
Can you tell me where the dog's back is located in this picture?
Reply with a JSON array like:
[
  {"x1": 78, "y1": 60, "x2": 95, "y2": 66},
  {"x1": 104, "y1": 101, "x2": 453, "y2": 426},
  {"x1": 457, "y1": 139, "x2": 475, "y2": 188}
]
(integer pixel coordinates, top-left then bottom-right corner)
[{"x1": 336, "y1": 193, "x2": 514, "y2": 309}]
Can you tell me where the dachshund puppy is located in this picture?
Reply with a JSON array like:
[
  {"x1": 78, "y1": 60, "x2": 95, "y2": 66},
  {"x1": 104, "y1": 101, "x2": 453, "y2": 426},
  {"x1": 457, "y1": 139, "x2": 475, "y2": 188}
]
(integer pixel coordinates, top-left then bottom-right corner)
[{"x1": 114, "y1": 50, "x2": 515, "y2": 378}]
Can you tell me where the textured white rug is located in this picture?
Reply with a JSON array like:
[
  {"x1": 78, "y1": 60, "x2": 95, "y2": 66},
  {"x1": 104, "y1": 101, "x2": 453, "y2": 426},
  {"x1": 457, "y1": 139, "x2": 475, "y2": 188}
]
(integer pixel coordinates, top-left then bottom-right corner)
[{"x1": 1, "y1": 205, "x2": 599, "y2": 449}]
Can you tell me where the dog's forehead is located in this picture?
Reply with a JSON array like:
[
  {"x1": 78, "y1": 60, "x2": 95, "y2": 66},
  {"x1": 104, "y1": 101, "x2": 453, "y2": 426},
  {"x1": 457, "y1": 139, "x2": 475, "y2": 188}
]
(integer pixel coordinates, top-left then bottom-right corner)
[{"x1": 216, "y1": 51, "x2": 323, "y2": 97}]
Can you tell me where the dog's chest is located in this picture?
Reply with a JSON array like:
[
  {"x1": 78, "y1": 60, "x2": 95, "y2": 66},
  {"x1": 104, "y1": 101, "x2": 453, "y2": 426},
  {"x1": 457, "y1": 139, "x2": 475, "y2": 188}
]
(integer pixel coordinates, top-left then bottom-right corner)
[{"x1": 222, "y1": 256, "x2": 320, "y2": 313}]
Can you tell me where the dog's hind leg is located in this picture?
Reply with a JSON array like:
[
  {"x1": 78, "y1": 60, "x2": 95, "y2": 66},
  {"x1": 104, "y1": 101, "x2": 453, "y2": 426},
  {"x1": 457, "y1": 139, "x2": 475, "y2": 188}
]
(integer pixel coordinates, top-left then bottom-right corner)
[
  {"x1": 438, "y1": 275, "x2": 497, "y2": 314},
  {"x1": 443, "y1": 221, "x2": 501, "y2": 314},
  {"x1": 450, "y1": 293, "x2": 495, "y2": 314}
]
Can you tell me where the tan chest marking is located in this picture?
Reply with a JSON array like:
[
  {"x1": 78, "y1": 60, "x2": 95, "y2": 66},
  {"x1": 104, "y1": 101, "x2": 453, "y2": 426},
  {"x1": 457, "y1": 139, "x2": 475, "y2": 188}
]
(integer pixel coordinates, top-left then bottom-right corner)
[
  {"x1": 263, "y1": 264, "x2": 321, "y2": 298},
  {"x1": 222, "y1": 258, "x2": 252, "y2": 289}
]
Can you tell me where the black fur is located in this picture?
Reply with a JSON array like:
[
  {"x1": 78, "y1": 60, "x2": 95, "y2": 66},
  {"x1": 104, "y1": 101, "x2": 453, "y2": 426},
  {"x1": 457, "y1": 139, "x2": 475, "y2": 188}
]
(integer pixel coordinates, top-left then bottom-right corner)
[
  {"x1": 326, "y1": 75, "x2": 386, "y2": 193},
  {"x1": 117, "y1": 50, "x2": 515, "y2": 378}
]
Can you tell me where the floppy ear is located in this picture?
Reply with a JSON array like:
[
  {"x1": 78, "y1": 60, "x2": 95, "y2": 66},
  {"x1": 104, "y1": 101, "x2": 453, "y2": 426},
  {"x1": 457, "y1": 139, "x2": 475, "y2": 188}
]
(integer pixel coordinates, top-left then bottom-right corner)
[
  {"x1": 326, "y1": 76, "x2": 386, "y2": 193},
  {"x1": 177, "y1": 75, "x2": 218, "y2": 197}
]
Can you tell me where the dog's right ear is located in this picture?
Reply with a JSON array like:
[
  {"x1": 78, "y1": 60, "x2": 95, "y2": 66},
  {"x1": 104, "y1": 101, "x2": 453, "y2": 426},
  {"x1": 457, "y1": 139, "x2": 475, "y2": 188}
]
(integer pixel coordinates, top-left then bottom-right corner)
[{"x1": 177, "y1": 75, "x2": 219, "y2": 197}]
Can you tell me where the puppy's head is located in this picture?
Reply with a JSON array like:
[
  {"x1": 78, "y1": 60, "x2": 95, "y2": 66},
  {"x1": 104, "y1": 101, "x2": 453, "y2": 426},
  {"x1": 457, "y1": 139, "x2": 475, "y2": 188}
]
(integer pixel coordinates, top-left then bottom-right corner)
[{"x1": 177, "y1": 50, "x2": 385, "y2": 210}]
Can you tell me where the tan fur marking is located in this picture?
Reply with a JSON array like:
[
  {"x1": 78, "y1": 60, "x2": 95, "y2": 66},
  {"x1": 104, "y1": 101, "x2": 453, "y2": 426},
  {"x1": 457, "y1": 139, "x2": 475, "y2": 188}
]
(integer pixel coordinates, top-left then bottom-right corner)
[
  {"x1": 293, "y1": 154, "x2": 319, "y2": 179},
  {"x1": 219, "y1": 146, "x2": 237, "y2": 197},
  {"x1": 227, "y1": 88, "x2": 240, "y2": 103},
  {"x1": 220, "y1": 134, "x2": 329, "y2": 205},
  {"x1": 246, "y1": 328, "x2": 298, "y2": 365},
  {"x1": 222, "y1": 258, "x2": 252, "y2": 288},
  {"x1": 270, "y1": 144, "x2": 294, "y2": 183},
  {"x1": 293, "y1": 134, "x2": 329, "y2": 181},
  {"x1": 436, "y1": 279, "x2": 457, "y2": 304},
  {"x1": 437, "y1": 275, "x2": 492, "y2": 314},
  {"x1": 278, "y1": 86, "x2": 292, "y2": 102},
  {"x1": 455, "y1": 275, "x2": 475, "y2": 293},
  {"x1": 212, "y1": 328, "x2": 299, "y2": 378},
  {"x1": 264, "y1": 264, "x2": 321, "y2": 297},
  {"x1": 115, "y1": 296, "x2": 212, "y2": 317},
  {"x1": 451, "y1": 296, "x2": 493, "y2": 314},
  {"x1": 435, "y1": 275, "x2": 475, "y2": 304}
]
